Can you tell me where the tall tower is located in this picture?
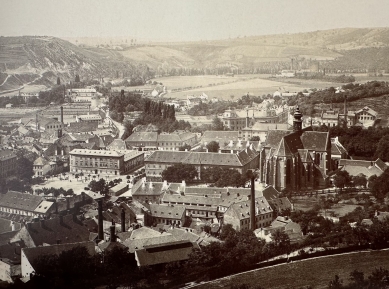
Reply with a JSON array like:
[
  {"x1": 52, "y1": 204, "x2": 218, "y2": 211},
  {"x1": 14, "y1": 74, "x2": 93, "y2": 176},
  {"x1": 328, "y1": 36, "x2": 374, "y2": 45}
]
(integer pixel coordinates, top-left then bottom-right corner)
[{"x1": 293, "y1": 106, "x2": 303, "y2": 132}]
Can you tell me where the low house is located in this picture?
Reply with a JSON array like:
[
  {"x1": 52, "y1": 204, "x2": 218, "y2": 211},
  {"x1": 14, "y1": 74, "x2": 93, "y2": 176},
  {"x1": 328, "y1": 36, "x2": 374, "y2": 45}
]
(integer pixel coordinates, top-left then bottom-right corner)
[
  {"x1": 255, "y1": 216, "x2": 303, "y2": 243},
  {"x1": 147, "y1": 204, "x2": 186, "y2": 227},
  {"x1": 338, "y1": 158, "x2": 387, "y2": 178},
  {"x1": 0, "y1": 240, "x2": 25, "y2": 283},
  {"x1": 11, "y1": 215, "x2": 91, "y2": 248},
  {"x1": 0, "y1": 191, "x2": 44, "y2": 218},
  {"x1": 21, "y1": 241, "x2": 95, "y2": 279},
  {"x1": 223, "y1": 196, "x2": 273, "y2": 231},
  {"x1": 33, "y1": 156, "x2": 52, "y2": 177},
  {"x1": 132, "y1": 179, "x2": 170, "y2": 203},
  {"x1": 134, "y1": 240, "x2": 199, "y2": 267}
]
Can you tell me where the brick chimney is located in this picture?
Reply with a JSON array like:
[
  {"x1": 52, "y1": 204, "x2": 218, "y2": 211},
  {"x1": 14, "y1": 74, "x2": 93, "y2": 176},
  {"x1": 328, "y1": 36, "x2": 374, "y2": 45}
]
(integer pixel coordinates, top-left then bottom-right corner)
[
  {"x1": 97, "y1": 199, "x2": 104, "y2": 241},
  {"x1": 250, "y1": 176, "x2": 255, "y2": 231},
  {"x1": 110, "y1": 225, "x2": 116, "y2": 242},
  {"x1": 121, "y1": 208, "x2": 125, "y2": 232}
]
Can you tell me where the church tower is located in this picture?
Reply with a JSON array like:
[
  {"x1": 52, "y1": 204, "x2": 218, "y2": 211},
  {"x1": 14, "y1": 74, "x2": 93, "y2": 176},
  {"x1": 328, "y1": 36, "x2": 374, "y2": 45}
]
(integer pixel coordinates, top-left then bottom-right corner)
[{"x1": 293, "y1": 106, "x2": 303, "y2": 132}]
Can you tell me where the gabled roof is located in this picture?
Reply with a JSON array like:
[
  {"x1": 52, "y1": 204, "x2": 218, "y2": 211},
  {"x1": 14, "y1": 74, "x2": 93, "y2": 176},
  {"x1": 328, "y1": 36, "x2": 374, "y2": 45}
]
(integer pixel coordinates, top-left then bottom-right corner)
[
  {"x1": 33, "y1": 156, "x2": 49, "y2": 166},
  {"x1": 65, "y1": 122, "x2": 98, "y2": 133},
  {"x1": 125, "y1": 132, "x2": 158, "y2": 143},
  {"x1": 226, "y1": 196, "x2": 273, "y2": 220},
  {"x1": 107, "y1": 139, "x2": 127, "y2": 150},
  {"x1": 0, "y1": 191, "x2": 44, "y2": 212},
  {"x1": 149, "y1": 204, "x2": 185, "y2": 220},
  {"x1": 274, "y1": 132, "x2": 304, "y2": 156},
  {"x1": 132, "y1": 181, "x2": 165, "y2": 197},
  {"x1": 355, "y1": 106, "x2": 378, "y2": 117},
  {"x1": 201, "y1": 131, "x2": 239, "y2": 143},
  {"x1": 22, "y1": 241, "x2": 95, "y2": 269},
  {"x1": 0, "y1": 240, "x2": 25, "y2": 265},
  {"x1": 34, "y1": 201, "x2": 54, "y2": 214},
  {"x1": 300, "y1": 131, "x2": 329, "y2": 152},
  {"x1": 25, "y1": 215, "x2": 91, "y2": 246},
  {"x1": 145, "y1": 150, "x2": 258, "y2": 167},
  {"x1": 264, "y1": 130, "x2": 291, "y2": 149},
  {"x1": 123, "y1": 233, "x2": 177, "y2": 253},
  {"x1": 0, "y1": 149, "x2": 17, "y2": 161},
  {"x1": 135, "y1": 240, "x2": 199, "y2": 267}
]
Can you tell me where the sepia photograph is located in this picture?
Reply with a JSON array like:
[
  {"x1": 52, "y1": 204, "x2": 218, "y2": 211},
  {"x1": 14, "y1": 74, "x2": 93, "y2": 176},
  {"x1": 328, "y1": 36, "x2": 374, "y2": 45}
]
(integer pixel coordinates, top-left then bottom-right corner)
[{"x1": 1, "y1": 0, "x2": 389, "y2": 288}]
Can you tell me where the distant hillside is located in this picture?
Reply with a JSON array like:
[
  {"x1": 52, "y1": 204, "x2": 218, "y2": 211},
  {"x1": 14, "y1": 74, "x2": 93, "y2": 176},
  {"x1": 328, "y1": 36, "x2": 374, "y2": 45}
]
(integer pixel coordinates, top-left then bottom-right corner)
[
  {"x1": 72, "y1": 27, "x2": 389, "y2": 74},
  {"x1": 0, "y1": 36, "x2": 153, "y2": 92},
  {"x1": 3, "y1": 28, "x2": 389, "y2": 92}
]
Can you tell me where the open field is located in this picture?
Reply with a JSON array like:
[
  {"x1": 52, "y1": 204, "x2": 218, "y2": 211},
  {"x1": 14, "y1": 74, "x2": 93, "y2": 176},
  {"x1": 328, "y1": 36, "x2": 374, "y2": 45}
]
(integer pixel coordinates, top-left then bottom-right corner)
[{"x1": 194, "y1": 249, "x2": 389, "y2": 289}]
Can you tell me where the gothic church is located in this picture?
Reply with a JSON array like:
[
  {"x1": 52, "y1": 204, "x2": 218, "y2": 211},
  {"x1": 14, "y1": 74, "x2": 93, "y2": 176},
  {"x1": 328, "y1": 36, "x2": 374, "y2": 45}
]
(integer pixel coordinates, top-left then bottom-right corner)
[{"x1": 259, "y1": 107, "x2": 332, "y2": 191}]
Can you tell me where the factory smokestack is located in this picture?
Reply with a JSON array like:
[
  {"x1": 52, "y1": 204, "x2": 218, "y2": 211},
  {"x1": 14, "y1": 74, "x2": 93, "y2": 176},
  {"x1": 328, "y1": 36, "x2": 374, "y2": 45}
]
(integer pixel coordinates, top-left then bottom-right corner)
[
  {"x1": 110, "y1": 225, "x2": 116, "y2": 242},
  {"x1": 250, "y1": 175, "x2": 256, "y2": 231},
  {"x1": 60, "y1": 106, "x2": 64, "y2": 124},
  {"x1": 97, "y1": 199, "x2": 103, "y2": 242},
  {"x1": 121, "y1": 208, "x2": 125, "y2": 232}
]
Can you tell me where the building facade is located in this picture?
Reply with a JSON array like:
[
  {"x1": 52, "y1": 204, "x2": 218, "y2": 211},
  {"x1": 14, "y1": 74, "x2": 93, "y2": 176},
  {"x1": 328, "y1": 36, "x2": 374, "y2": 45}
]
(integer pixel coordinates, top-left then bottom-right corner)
[
  {"x1": 69, "y1": 149, "x2": 144, "y2": 175},
  {"x1": 145, "y1": 147, "x2": 259, "y2": 181},
  {"x1": 0, "y1": 150, "x2": 17, "y2": 179}
]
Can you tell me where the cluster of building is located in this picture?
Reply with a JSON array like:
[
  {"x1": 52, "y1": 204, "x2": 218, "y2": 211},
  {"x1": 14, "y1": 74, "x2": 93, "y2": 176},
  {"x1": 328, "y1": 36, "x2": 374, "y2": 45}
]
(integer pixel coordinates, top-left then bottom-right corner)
[{"x1": 319, "y1": 100, "x2": 378, "y2": 128}]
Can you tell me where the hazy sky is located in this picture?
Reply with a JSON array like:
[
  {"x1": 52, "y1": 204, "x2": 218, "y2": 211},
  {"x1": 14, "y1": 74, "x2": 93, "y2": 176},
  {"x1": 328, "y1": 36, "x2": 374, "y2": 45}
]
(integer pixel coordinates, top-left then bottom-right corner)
[{"x1": 1, "y1": 0, "x2": 389, "y2": 41}]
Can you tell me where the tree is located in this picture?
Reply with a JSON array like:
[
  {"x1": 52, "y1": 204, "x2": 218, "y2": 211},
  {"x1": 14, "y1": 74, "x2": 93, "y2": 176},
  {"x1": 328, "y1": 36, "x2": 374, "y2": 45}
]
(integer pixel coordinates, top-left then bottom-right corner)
[
  {"x1": 178, "y1": 144, "x2": 191, "y2": 151},
  {"x1": 370, "y1": 168, "x2": 389, "y2": 202},
  {"x1": 352, "y1": 174, "x2": 367, "y2": 188},
  {"x1": 333, "y1": 170, "x2": 352, "y2": 192},
  {"x1": 211, "y1": 116, "x2": 225, "y2": 131},
  {"x1": 249, "y1": 136, "x2": 260, "y2": 141},
  {"x1": 206, "y1": 141, "x2": 220, "y2": 152},
  {"x1": 271, "y1": 229, "x2": 290, "y2": 250},
  {"x1": 375, "y1": 135, "x2": 389, "y2": 161},
  {"x1": 161, "y1": 164, "x2": 198, "y2": 182},
  {"x1": 17, "y1": 157, "x2": 34, "y2": 181}
]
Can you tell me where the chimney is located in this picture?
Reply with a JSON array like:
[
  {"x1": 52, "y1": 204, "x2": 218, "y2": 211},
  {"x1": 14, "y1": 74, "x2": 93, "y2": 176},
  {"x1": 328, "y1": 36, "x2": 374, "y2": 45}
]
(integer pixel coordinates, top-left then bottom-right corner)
[
  {"x1": 40, "y1": 219, "x2": 44, "y2": 228},
  {"x1": 121, "y1": 208, "x2": 125, "y2": 232},
  {"x1": 97, "y1": 199, "x2": 104, "y2": 241},
  {"x1": 110, "y1": 225, "x2": 116, "y2": 242},
  {"x1": 250, "y1": 175, "x2": 256, "y2": 231},
  {"x1": 11, "y1": 221, "x2": 16, "y2": 231},
  {"x1": 66, "y1": 197, "x2": 70, "y2": 210},
  {"x1": 59, "y1": 214, "x2": 63, "y2": 224},
  {"x1": 149, "y1": 181, "x2": 153, "y2": 189},
  {"x1": 60, "y1": 106, "x2": 64, "y2": 124}
]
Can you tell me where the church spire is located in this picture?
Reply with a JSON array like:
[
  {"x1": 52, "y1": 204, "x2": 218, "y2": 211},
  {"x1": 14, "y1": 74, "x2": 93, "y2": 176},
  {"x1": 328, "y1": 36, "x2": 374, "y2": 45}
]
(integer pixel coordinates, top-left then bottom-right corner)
[{"x1": 293, "y1": 105, "x2": 303, "y2": 132}]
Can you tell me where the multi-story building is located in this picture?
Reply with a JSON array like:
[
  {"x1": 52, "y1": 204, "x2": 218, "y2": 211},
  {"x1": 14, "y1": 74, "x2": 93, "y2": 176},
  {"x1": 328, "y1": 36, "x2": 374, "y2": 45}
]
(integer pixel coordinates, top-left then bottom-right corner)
[
  {"x1": 239, "y1": 122, "x2": 290, "y2": 141},
  {"x1": 0, "y1": 191, "x2": 46, "y2": 218},
  {"x1": 69, "y1": 149, "x2": 144, "y2": 175},
  {"x1": 66, "y1": 88, "x2": 96, "y2": 102},
  {"x1": 223, "y1": 197, "x2": 274, "y2": 231},
  {"x1": 222, "y1": 107, "x2": 289, "y2": 131},
  {"x1": 125, "y1": 131, "x2": 197, "y2": 151},
  {"x1": 0, "y1": 150, "x2": 17, "y2": 179},
  {"x1": 76, "y1": 114, "x2": 102, "y2": 124},
  {"x1": 145, "y1": 146, "x2": 259, "y2": 181}
]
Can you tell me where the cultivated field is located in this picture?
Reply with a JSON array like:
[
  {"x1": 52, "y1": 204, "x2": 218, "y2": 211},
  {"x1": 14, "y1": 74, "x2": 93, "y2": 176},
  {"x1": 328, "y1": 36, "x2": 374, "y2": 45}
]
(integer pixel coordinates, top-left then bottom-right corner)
[{"x1": 194, "y1": 250, "x2": 389, "y2": 289}]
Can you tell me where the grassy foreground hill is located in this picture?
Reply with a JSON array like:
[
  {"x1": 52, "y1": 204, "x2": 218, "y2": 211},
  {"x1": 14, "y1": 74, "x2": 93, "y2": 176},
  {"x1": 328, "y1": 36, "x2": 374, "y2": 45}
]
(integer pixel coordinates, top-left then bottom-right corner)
[{"x1": 194, "y1": 250, "x2": 389, "y2": 289}]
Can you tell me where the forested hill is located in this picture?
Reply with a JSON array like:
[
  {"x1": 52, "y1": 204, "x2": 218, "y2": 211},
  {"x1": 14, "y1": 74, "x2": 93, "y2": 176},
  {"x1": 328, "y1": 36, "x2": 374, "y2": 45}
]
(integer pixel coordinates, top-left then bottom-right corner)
[{"x1": 0, "y1": 36, "x2": 153, "y2": 92}]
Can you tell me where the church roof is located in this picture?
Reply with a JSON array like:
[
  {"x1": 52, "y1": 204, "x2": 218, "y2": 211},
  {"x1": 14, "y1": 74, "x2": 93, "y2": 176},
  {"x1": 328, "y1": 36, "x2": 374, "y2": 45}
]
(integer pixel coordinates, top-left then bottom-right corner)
[
  {"x1": 265, "y1": 130, "x2": 291, "y2": 149},
  {"x1": 300, "y1": 131, "x2": 329, "y2": 151}
]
